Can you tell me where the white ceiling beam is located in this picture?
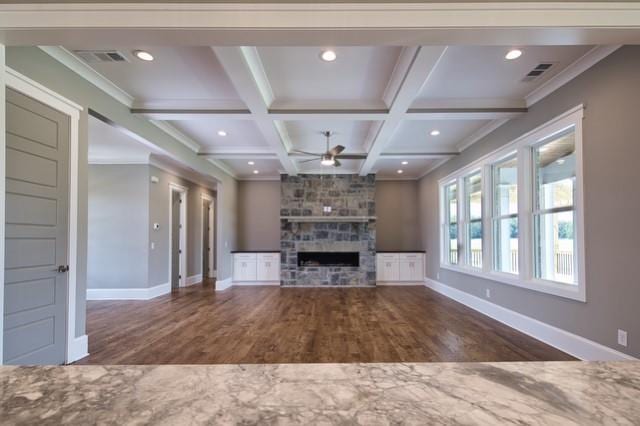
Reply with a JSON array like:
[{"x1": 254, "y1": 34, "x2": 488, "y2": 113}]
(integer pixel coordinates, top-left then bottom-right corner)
[
  {"x1": 405, "y1": 108, "x2": 526, "y2": 120},
  {"x1": 268, "y1": 110, "x2": 389, "y2": 121},
  {"x1": 380, "y1": 153, "x2": 458, "y2": 160},
  {"x1": 198, "y1": 153, "x2": 279, "y2": 160},
  {"x1": 131, "y1": 110, "x2": 252, "y2": 120},
  {"x1": 212, "y1": 46, "x2": 298, "y2": 175},
  {"x1": 359, "y1": 46, "x2": 448, "y2": 176}
]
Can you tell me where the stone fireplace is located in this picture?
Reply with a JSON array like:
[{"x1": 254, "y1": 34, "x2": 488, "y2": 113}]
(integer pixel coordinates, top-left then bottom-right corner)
[{"x1": 280, "y1": 174, "x2": 376, "y2": 286}]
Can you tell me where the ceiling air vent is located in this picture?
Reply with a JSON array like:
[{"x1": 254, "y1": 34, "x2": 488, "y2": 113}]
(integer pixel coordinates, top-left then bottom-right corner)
[
  {"x1": 73, "y1": 50, "x2": 129, "y2": 63},
  {"x1": 521, "y1": 62, "x2": 555, "y2": 82}
]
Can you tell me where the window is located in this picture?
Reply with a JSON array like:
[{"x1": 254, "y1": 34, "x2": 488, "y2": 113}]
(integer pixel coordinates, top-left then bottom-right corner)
[
  {"x1": 492, "y1": 155, "x2": 518, "y2": 274},
  {"x1": 464, "y1": 172, "x2": 483, "y2": 268},
  {"x1": 443, "y1": 181, "x2": 458, "y2": 265},
  {"x1": 533, "y1": 128, "x2": 576, "y2": 285},
  {"x1": 438, "y1": 106, "x2": 584, "y2": 301}
]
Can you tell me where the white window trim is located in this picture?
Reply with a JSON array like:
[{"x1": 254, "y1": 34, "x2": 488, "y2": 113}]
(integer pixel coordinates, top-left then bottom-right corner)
[{"x1": 439, "y1": 105, "x2": 586, "y2": 302}]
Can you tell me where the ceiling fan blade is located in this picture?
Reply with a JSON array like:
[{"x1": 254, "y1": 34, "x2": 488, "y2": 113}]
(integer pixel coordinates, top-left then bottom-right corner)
[
  {"x1": 333, "y1": 159, "x2": 342, "y2": 167},
  {"x1": 298, "y1": 158, "x2": 319, "y2": 163},
  {"x1": 328, "y1": 145, "x2": 345, "y2": 156},
  {"x1": 290, "y1": 149, "x2": 323, "y2": 157},
  {"x1": 335, "y1": 154, "x2": 367, "y2": 160}
]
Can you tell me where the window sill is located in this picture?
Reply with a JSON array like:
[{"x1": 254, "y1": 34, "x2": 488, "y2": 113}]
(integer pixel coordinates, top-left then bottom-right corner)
[{"x1": 439, "y1": 263, "x2": 585, "y2": 302}]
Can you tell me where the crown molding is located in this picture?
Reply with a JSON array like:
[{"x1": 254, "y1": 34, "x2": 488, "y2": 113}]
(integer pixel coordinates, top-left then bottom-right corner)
[
  {"x1": 525, "y1": 45, "x2": 622, "y2": 107},
  {"x1": 237, "y1": 175, "x2": 281, "y2": 182},
  {"x1": 456, "y1": 118, "x2": 510, "y2": 152},
  {"x1": 88, "y1": 158, "x2": 149, "y2": 165},
  {"x1": 148, "y1": 120, "x2": 201, "y2": 153},
  {"x1": 39, "y1": 46, "x2": 134, "y2": 108},
  {"x1": 149, "y1": 155, "x2": 218, "y2": 191}
]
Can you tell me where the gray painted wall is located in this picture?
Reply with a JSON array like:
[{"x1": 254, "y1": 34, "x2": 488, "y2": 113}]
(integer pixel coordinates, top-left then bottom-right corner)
[
  {"x1": 6, "y1": 47, "x2": 238, "y2": 337},
  {"x1": 88, "y1": 165, "x2": 149, "y2": 289},
  {"x1": 236, "y1": 179, "x2": 422, "y2": 252},
  {"x1": 237, "y1": 180, "x2": 280, "y2": 250},
  {"x1": 376, "y1": 180, "x2": 422, "y2": 251},
  {"x1": 148, "y1": 165, "x2": 216, "y2": 286},
  {"x1": 418, "y1": 46, "x2": 640, "y2": 358}
]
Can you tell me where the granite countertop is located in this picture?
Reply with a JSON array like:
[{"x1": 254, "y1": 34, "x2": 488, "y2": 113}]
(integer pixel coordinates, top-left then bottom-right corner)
[
  {"x1": 2, "y1": 361, "x2": 639, "y2": 425},
  {"x1": 376, "y1": 250, "x2": 426, "y2": 253},
  {"x1": 231, "y1": 250, "x2": 280, "y2": 253}
]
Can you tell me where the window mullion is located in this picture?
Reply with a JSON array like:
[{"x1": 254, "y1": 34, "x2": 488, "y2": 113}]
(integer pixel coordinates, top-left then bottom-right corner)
[
  {"x1": 482, "y1": 164, "x2": 492, "y2": 274},
  {"x1": 458, "y1": 176, "x2": 466, "y2": 266},
  {"x1": 518, "y1": 145, "x2": 533, "y2": 282}
]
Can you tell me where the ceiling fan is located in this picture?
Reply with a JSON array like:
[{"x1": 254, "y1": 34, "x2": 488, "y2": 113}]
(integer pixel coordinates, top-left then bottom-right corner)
[{"x1": 290, "y1": 131, "x2": 367, "y2": 167}]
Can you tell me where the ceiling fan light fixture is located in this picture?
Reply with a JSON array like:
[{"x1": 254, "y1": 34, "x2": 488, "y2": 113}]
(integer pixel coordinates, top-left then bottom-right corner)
[{"x1": 321, "y1": 154, "x2": 335, "y2": 166}]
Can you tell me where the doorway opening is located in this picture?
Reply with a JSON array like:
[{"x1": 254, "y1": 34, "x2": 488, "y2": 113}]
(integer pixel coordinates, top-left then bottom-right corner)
[
  {"x1": 169, "y1": 183, "x2": 187, "y2": 289},
  {"x1": 201, "y1": 195, "x2": 215, "y2": 282}
]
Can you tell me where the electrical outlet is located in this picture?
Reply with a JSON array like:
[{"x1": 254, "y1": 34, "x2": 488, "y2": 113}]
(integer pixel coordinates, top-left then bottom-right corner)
[
  {"x1": 150, "y1": 242, "x2": 155, "y2": 250},
  {"x1": 618, "y1": 329, "x2": 628, "y2": 347},
  {"x1": 485, "y1": 289, "x2": 491, "y2": 299}
]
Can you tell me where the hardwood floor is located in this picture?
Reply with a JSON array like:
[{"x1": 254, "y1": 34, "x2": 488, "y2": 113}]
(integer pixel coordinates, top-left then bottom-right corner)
[{"x1": 77, "y1": 281, "x2": 575, "y2": 364}]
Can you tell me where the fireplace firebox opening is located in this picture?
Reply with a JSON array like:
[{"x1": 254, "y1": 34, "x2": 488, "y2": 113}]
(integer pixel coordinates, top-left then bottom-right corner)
[{"x1": 298, "y1": 252, "x2": 359, "y2": 267}]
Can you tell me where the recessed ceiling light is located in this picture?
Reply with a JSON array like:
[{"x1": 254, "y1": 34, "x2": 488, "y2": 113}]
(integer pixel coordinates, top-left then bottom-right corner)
[
  {"x1": 401, "y1": 161, "x2": 409, "y2": 165},
  {"x1": 253, "y1": 170, "x2": 259, "y2": 174},
  {"x1": 217, "y1": 130, "x2": 227, "y2": 137},
  {"x1": 397, "y1": 169, "x2": 404, "y2": 174},
  {"x1": 248, "y1": 161, "x2": 255, "y2": 165},
  {"x1": 320, "y1": 50, "x2": 337, "y2": 62},
  {"x1": 556, "y1": 159, "x2": 565, "y2": 165},
  {"x1": 430, "y1": 130, "x2": 440, "y2": 136},
  {"x1": 505, "y1": 49, "x2": 523, "y2": 60},
  {"x1": 133, "y1": 50, "x2": 154, "y2": 61}
]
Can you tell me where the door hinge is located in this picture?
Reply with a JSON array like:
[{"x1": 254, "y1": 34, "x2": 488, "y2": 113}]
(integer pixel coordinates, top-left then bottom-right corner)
[
  {"x1": 56, "y1": 265, "x2": 70, "y2": 273},
  {"x1": 179, "y1": 249, "x2": 182, "y2": 254}
]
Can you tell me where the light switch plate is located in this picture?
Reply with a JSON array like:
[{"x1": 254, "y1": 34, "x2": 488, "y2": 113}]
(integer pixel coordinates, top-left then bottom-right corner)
[{"x1": 618, "y1": 329, "x2": 628, "y2": 347}]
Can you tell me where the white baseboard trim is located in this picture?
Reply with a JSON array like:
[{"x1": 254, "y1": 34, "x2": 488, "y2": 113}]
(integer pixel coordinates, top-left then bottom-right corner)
[
  {"x1": 87, "y1": 282, "x2": 171, "y2": 300},
  {"x1": 67, "y1": 334, "x2": 88, "y2": 364},
  {"x1": 377, "y1": 281, "x2": 425, "y2": 286},
  {"x1": 425, "y1": 278, "x2": 637, "y2": 361},
  {"x1": 232, "y1": 281, "x2": 280, "y2": 286},
  {"x1": 215, "y1": 277, "x2": 233, "y2": 291},
  {"x1": 186, "y1": 274, "x2": 202, "y2": 286}
]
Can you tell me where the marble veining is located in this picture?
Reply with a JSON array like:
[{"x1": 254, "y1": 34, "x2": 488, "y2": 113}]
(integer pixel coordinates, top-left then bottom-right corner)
[{"x1": 2, "y1": 361, "x2": 639, "y2": 425}]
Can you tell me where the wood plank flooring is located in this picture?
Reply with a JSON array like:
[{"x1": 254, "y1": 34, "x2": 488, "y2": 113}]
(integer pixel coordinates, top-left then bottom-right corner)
[{"x1": 77, "y1": 281, "x2": 575, "y2": 364}]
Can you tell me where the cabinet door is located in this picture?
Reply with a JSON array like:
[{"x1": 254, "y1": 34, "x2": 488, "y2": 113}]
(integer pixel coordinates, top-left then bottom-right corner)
[
  {"x1": 399, "y1": 261, "x2": 414, "y2": 281},
  {"x1": 257, "y1": 253, "x2": 280, "y2": 281},
  {"x1": 377, "y1": 254, "x2": 399, "y2": 281}
]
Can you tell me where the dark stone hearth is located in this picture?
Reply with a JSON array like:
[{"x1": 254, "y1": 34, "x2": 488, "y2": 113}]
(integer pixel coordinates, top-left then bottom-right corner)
[{"x1": 280, "y1": 174, "x2": 376, "y2": 286}]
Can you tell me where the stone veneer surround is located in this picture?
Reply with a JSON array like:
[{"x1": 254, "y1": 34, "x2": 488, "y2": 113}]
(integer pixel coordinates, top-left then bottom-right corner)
[{"x1": 280, "y1": 174, "x2": 376, "y2": 286}]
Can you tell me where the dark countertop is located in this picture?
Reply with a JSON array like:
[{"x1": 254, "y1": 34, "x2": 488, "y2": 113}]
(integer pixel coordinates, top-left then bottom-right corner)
[
  {"x1": 377, "y1": 250, "x2": 426, "y2": 253},
  {"x1": 231, "y1": 250, "x2": 280, "y2": 253}
]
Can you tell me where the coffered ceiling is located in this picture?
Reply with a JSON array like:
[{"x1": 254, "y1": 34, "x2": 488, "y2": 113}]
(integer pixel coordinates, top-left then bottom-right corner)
[{"x1": 68, "y1": 43, "x2": 615, "y2": 180}]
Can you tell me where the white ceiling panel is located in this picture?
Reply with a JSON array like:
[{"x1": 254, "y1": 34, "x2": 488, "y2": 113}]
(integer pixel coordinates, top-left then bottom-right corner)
[
  {"x1": 415, "y1": 45, "x2": 594, "y2": 104},
  {"x1": 89, "y1": 115, "x2": 161, "y2": 162},
  {"x1": 69, "y1": 46, "x2": 244, "y2": 108},
  {"x1": 374, "y1": 157, "x2": 439, "y2": 179},
  {"x1": 385, "y1": 119, "x2": 491, "y2": 153},
  {"x1": 258, "y1": 47, "x2": 402, "y2": 108},
  {"x1": 284, "y1": 120, "x2": 377, "y2": 154},
  {"x1": 220, "y1": 159, "x2": 282, "y2": 179},
  {"x1": 169, "y1": 119, "x2": 268, "y2": 151}
]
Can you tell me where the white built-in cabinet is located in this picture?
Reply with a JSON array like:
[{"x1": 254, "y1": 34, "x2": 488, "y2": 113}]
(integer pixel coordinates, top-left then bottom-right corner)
[
  {"x1": 233, "y1": 252, "x2": 280, "y2": 282},
  {"x1": 376, "y1": 252, "x2": 425, "y2": 283}
]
